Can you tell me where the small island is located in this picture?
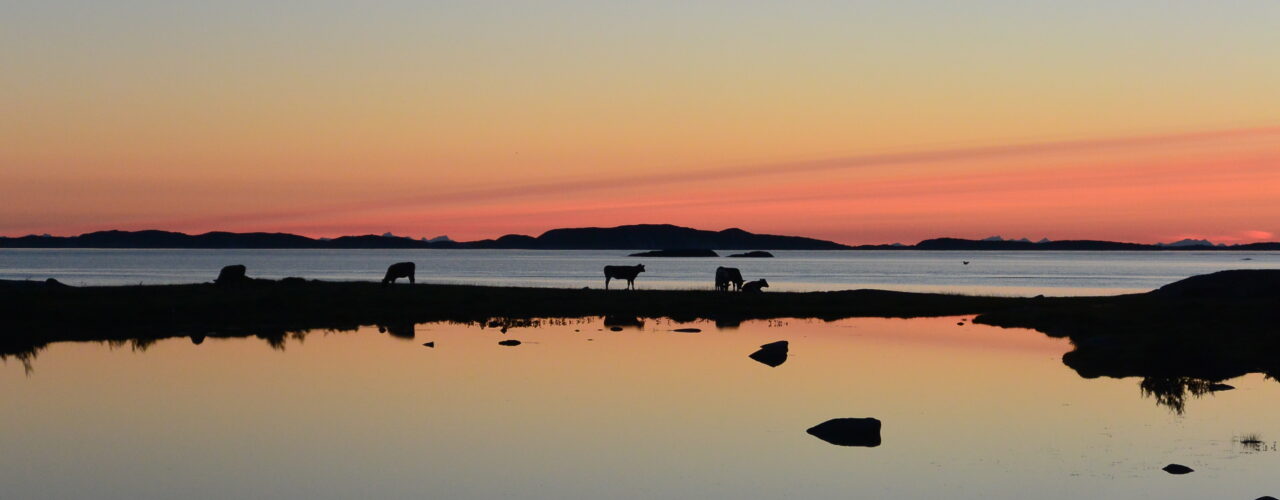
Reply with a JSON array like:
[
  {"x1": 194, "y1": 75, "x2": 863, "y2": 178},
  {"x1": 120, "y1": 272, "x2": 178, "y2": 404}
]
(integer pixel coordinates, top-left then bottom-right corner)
[
  {"x1": 728, "y1": 251, "x2": 774, "y2": 258},
  {"x1": 628, "y1": 249, "x2": 719, "y2": 257}
]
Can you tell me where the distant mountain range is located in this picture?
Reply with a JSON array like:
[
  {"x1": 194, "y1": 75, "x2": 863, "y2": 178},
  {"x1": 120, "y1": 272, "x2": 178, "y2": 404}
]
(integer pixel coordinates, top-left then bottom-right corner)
[{"x1": 2, "y1": 225, "x2": 1278, "y2": 250}]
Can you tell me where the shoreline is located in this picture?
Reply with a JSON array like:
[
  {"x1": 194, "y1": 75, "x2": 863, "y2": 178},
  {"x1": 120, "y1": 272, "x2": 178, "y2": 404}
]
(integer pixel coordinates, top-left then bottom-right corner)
[{"x1": 3, "y1": 270, "x2": 1279, "y2": 382}]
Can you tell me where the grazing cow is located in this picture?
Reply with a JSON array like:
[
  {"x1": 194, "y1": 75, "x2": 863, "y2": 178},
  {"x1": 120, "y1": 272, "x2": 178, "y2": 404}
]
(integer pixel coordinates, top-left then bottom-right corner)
[
  {"x1": 603, "y1": 264, "x2": 645, "y2": 290},
  {"x1": 715, "y1": 266, "x2": 744, "y2": 291},
  {"x1": 382, "y1": 262, "x2": 416, "y2": 285},
  {"x1": 741, "y1": 279, "x2": 769, "y2": 293}
]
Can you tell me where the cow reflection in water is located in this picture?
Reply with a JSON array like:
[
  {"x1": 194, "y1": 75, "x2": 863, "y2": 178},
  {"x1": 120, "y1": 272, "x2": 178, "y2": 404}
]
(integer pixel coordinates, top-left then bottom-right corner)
[{"x1": 377, "y1": 323, "x2": 415, "y2": 339}]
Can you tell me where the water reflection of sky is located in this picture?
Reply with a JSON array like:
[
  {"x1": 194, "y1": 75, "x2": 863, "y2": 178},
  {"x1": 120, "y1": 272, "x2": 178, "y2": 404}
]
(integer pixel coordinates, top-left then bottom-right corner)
[{"x1": 2, "y1": 317, "x2": 1277, "y2": 499}]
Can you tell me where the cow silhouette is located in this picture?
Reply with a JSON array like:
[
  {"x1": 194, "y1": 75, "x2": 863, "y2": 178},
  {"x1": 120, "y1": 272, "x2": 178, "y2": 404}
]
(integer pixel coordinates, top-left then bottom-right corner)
[
  {"x1": 215, "y1": 264, "x2": 249, "y2": 286},
  {"x1": 742, "y1": 279, "x2": 769, "y2": 293},
  {"x1": 715, "y1": 266, "x2": 744, "y2": 291},
  {"x1": 603, "y1": 264, "x2": 645, "y2": 290},
  {"x1": 382, "y1": 262, "x2": 416, "y2": 285}
]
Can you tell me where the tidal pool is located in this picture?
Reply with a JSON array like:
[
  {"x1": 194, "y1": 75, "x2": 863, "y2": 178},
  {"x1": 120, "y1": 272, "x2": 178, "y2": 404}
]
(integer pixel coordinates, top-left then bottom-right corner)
[{"x1": 2, "y1": 317, "x2": 1277, "y2": 499}]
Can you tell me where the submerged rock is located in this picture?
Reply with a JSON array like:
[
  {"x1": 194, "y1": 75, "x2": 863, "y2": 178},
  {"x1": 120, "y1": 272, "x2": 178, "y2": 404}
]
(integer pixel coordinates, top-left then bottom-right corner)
[
  {"x1": 498, "y1": 339, "x2": 521, "y2": 346},
  {"x1": 422, "y1": 342, "x2": 435, "y2": 348},
  {"x1": 1162, "y1": 464, "x2": 1194, "y2": 475},
  {"x1": 673, "y1": 328, "x2": 702, "y2": 333},
  {"x1": 807, "y1": 418, "x2": 882, "y2": 447},
  {"x1": 749, "y1": 340, "x2": 788, "y2": 367}
]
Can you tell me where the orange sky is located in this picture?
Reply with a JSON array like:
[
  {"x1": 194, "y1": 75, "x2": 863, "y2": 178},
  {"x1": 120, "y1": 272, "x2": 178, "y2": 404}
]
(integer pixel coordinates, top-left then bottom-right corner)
[{"x1": 3, "y1": 2, "x2": 1279, "y2": 244}]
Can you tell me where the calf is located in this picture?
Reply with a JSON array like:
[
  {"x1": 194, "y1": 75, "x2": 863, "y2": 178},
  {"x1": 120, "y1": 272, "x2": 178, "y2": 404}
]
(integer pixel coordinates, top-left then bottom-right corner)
[
  {"x1": 603, "y1": 264, "x2": 645, "y2": 290},
  {"x1": 382, "y1": 262, "x2": 416, "y2": 285},
  {"x1": 741, "y1": 279, "x2": 769, "y2": 293},
  {"x1": 715, "y1": 266, "x2": 744, "y2": 291}
]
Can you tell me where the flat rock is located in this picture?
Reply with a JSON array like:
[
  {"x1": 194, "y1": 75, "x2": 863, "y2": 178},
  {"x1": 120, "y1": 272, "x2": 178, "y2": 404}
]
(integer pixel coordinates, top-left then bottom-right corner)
[
  {"x1": 1208, "y1": 383, "x2": 1235, "y2": 391},
  {"x1": 422, "y1": 342, "x2": 435, "y2": 348},
  {"x1": 728, "y1": 251, "x2": 774, "y2": 258},
  {"x1": 673, "y1": 328, "x2": 702, "y2": 333},
  {"x1": 1162, "y1": 464, "x2": 1194, "y2": 475},
  {"x1": 807, "y1": 418, "x2": 882, "y2": 447},
  {"x1": 749, "y1": 340, "x2": 788, "y2": 367},
  {"x1": 498, "y1": 340, "x2": 521, "y2": 346}
]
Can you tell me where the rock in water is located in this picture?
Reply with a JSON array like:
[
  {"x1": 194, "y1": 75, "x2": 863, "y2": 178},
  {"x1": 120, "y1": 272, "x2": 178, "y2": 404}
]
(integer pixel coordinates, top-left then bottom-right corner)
[
  {"x1": 422, "y1": 342, "x2": 435, "y2": 348},
  {"x1": 498, "y1": 340, "x2": 521, "y2": 346},
  {"x1": 749, "y1": 340, "x2": 788, "y2": 367},
  {"x1": 807, "y1": 418, "x2": 882, "y2": 447},
  {"x1": 673, "y1": 328, "x2": 702, "y2": 333},
  {"x1": 1208, "y1": 383, "x2": 1235, "y2": 391},
  {"x1": 1162, "y1": 464, "x2": 1193, "y2": 475},
  {"x1": 609, "y1": 326, "x2": 623, "y2": 332}
]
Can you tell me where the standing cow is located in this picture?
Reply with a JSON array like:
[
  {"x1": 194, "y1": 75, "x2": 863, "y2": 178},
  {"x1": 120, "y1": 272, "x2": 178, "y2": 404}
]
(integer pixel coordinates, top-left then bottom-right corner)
[
  {"x1": 603, "y1": 264, "x2": 645, "y2": 290},
  {"x1": 382, "y1": 262, "x2": 416, "y2": 285},
  {"x1": 715, "y1": 266, "x2": 744, "y2": 291}
]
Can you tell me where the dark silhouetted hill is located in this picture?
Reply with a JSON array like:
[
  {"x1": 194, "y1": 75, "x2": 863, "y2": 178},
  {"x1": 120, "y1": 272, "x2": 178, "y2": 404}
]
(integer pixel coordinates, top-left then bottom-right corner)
[
  {"x1": 0, "y1": 224, "x2": 852, "y2": 250},
  {"x1": 4, "y1": 226, "x2": 1279, "y2": 250}
]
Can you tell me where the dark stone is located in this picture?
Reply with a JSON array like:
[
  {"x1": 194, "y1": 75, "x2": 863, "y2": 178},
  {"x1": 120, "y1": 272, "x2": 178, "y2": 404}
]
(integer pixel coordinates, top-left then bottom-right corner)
[
  {"x1": 1255, "y1": 496, "x2": 1277, "y2": 500},
  {"x1": 423, "y1": 342, "x2": 435, "y2": 348},
  {"x1": 498, "y1": 339, "x2": 521, "y2": 346},
  {"x1": 807, "y1": 418, "x2": 882, "y2": 447},
  {"x1": 609, "y1": 326, "x2": 623, "y2": 332},
  {"x1": 190, "y1": 335, "x2": 205, "y2": 345},
  {"x1": 673, "y1": 328, "x2": 702, "y2": 333},
  {"x1": 749, "y1": 340, "x2": 788, "y2": 367},
  {"x1": 728, "y1": 251, "x2": 774, "y2": 258},
  {"x1": 1208, "y1": 383, "x2": 1235, "y2": 391},
  {"x1": 214, "y1": 264, "x2": 248, "y2": 285},
  {"x1": 1162, "y1": 464, "x2": 1193, "y2": 475},
  {"x1": 957, "y1": 322, "x2": 964, "y2": 326}
]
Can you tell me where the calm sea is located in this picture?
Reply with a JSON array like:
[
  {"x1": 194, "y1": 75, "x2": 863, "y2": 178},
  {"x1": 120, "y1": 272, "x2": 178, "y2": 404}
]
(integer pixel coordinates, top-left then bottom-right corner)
[
  {"x1": 4, "y1": 317, "x2": 1277, "y2": 499},
  {"x1": 1, "y1": 248, "x2": 1276, "y2": 295}
]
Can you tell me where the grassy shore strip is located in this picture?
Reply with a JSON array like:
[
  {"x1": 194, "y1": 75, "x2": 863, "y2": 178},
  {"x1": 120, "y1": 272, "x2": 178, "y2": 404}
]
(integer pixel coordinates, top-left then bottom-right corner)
[
  {"x1": 1, "y1": 279, "x2": 1033, "y2": 335},
  {"x1": 0, "y1": 278, "x2": 1047, "y2": 359}
]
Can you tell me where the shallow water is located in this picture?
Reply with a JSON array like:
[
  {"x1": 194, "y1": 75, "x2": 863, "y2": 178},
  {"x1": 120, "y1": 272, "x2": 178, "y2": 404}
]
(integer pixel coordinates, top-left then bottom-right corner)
[
  {"x1": 3, "y1": 317, "x2": 1277, "y2": 499},
  {"x1": 2, "y1": 248, "x2": 1278, "y2": 295}
]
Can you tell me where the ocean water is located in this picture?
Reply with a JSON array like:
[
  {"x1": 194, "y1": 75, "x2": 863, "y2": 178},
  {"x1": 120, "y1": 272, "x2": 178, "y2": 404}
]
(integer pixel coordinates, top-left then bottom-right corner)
[
  {"x1": 3, "y1": 317, "x2": 1277, "y2": 499},
  {"x1": 1, "y1": 249, "x2": 1276, "y2": 295}
]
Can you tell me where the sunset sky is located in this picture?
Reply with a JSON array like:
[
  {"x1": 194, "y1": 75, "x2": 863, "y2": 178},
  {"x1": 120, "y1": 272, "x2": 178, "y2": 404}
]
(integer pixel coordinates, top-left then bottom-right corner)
[{"x1": 3, "y1": 1, "x2": 1278, "y2": 244}]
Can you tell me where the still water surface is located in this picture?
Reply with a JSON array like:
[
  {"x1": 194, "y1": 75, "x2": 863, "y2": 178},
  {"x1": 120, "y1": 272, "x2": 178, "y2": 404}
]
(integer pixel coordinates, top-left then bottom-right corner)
[
  {"x1": 2, "y1": 249, "x2": 1278, "y2": 295},
  {"x1": 2, "y1": 317, "x2": 1277, "y2": 499}
]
